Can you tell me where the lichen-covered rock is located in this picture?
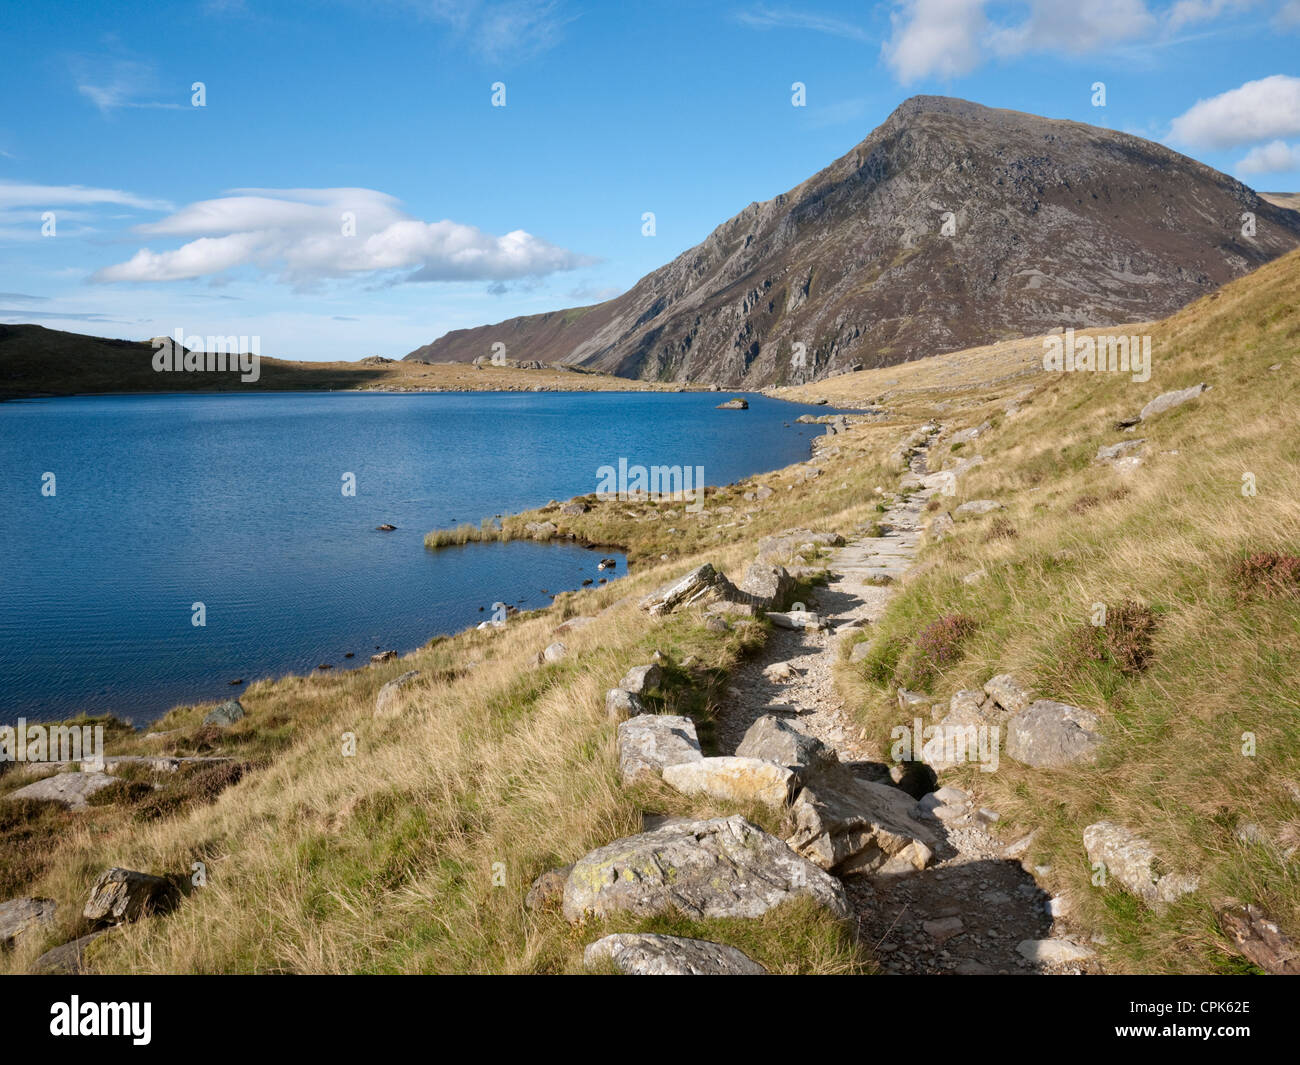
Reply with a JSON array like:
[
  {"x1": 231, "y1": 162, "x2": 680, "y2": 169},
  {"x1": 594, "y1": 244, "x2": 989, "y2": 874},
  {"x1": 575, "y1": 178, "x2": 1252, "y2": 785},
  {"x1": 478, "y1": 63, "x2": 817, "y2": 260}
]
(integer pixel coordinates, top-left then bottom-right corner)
[
  {"x1": 604, "y1": 688, "x2": 645, "y2": 721},
  {"x1": 83, "y1": 868, "x2": 175, "y2": 925},
  {"x1": 616, "y1": 714, "x2": 702, "y2": 784},
  {"x1": 1005, "y1": 699, "x2": 1102, "y2": 768},
  {"x1": 738, "y1": 562, "x2": 796, "y2": 610},
  {"x1": 662, "y1": 756, "x2": 795, "y2": 807},
  {"x1": 735, "y1": 715, "x2": 837, "y2": 784},
  {"x1": 0, "y1": 897, "x2": 56, "y2": 950},
  {"x1": 982, "y1": 674, "x2": 1034, "y2": 715},
  {"x1": 639, "y1": 564, "x2": 741, "y2": 616},
  {"x1": 786, "y1": 765, "x2": 937, "y2": 876},
  {"x1": 202, "y1": 699, "x2": 245, "y2": 728},
  {"x1": 5, "y1": 771, "x2": 116, "y2": 810},
  {"x1": 620, "y1": 663, "x2": 664, "y2": 695},
  {"x1": 561, "y1": 815, "x2": 850, "y2": 922},
  {"x1": 1083, "y1": 821, "x2": 1199, "y2": 909},
  {"x1": 374, "y1": 670, "x2": 420, "y2": 718},
  {"x1": 1139, "y1": 382, "x2": 1206, "y2": 422},
  {"x1": 584, "y1": 933, "x2": 766, "y2": 975}
]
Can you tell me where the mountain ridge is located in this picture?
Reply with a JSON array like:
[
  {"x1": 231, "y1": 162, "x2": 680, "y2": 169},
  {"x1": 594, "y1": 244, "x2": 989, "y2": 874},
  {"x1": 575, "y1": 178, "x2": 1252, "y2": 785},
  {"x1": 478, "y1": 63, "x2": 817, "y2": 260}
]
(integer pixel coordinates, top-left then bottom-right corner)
[{"x1": 405, "y1": 95, "x2": 1300, "y2": 386}]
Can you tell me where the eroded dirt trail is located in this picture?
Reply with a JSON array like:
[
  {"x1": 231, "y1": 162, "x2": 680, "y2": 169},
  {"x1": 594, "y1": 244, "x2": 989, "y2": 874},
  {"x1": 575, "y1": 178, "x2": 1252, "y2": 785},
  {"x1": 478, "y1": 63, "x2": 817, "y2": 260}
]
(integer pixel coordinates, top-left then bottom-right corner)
[{"x1": 716, "y1": 438, "x2": 1066, "y2": 974}]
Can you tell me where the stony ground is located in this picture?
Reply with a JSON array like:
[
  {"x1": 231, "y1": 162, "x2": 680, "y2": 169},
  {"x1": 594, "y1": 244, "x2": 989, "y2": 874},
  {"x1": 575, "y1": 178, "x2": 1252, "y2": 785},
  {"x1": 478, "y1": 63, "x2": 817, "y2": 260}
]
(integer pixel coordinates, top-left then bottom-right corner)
[{"x1": 715, "y1": 442, "x2": 1095, "y2": 975}]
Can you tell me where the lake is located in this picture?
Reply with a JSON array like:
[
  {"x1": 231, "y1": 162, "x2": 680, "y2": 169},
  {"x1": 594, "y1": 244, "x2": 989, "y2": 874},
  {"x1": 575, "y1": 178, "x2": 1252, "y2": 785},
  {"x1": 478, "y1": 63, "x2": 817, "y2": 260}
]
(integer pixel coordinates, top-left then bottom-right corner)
[{"x1": 0, "y1": 390, "x2": 830, "y2": 726}]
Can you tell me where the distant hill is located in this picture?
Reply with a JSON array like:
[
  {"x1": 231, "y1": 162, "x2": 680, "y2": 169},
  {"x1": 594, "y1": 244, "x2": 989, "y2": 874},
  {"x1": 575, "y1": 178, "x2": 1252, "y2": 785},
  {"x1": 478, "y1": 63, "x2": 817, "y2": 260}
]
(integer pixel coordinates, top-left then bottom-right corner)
[{"x1": 405, "y1": 95, "x2": 1300, "y2": 387}]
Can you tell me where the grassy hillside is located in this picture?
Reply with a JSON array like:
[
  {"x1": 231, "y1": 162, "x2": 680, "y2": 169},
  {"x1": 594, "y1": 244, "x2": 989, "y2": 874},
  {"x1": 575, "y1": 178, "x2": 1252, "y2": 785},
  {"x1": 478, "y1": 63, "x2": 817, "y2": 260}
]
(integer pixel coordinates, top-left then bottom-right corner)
[{"x1": 2, "y1": 249, "x2": 1296, "y2": 974}]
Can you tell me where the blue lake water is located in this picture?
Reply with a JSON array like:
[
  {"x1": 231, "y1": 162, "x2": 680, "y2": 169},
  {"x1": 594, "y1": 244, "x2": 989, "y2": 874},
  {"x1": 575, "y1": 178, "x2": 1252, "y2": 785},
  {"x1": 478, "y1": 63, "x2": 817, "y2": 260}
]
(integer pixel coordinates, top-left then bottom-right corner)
[{"x1": 0, "y1": 390, "x2": 829, "y2": 726}]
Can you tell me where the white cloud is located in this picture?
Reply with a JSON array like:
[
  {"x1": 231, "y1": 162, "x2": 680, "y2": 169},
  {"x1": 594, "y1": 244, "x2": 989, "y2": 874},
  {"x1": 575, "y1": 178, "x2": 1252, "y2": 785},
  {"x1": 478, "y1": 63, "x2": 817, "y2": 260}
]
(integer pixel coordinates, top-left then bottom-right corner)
[
  {"x1": 0, "y1": 182, "x2": 171, "y2": 211},
  {"x1": 989, "y1": 0, "x2": 1155, "y2": 54},
  {"x1": 1278, "y1": 0, "x2": 1300, "y2": 27},
  {"x1": 391, "y1": 0, "x2": 574, "y2": 62},
  {"x1": 1165, "y1": 0, "x2": 1253, "y2": 33},
  {"x1": 884, "y1": 0, "x2": 988, "y2": 83},
  {"x1": 71, "y1": 58, "x2": 185, "y2": 114},
  {"x1": 1168, "y1": 74, "x2": 1300, "y2": 148},
  {"x1": 1236, "y1": 138, "x2": 1300, "y2": 172},
  {"x1": 93, "y1": 187, "x2": 594, "y2": 286},
  {"x1": 734, "y1": 5, "x2": 873, "y2": 42}
]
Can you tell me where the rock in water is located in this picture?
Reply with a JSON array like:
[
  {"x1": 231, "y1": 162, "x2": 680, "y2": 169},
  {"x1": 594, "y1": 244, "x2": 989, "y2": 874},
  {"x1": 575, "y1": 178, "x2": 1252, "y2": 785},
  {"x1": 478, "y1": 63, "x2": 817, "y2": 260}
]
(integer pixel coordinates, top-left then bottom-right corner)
[
  {"x1": 616, "y1": 714, "x2": 702, "y2": 784},
  {"x1": 584, "y1": 933, "x2": 766, "y2": 975},
  {"x1": 715, "y1": 398, "x2": 749, "y2": 409},
  {"x1": 83, "y1": 868, "x2": 174, "y2": 925},
  {"x1": 561, "y1": 815, "x2": 850, "y2": 922}
]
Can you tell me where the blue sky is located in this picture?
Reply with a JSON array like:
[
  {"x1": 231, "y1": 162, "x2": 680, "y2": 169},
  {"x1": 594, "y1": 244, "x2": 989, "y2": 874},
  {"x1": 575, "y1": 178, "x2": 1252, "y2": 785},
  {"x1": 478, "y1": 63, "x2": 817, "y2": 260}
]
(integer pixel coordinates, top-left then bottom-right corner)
[{"x1": 2, "y1": 0, "x2": 1298, "y2": 361}]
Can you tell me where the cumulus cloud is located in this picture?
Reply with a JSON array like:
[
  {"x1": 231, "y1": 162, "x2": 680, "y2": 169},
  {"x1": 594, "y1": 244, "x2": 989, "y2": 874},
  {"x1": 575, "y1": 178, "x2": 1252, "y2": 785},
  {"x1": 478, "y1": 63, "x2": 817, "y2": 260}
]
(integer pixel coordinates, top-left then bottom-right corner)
[
  {"x1": 1235, "y1": 138, "x2": 1300, "y2": 173},
  {"x1": 93, "y1": 187, "x2": 594, "y2": 286},
  {"x1": 883, "y1": 0, "x2": 988, "y2": 83},
  {"x1": 1168, "y1": 74, "x2": 1300, "y2": 148}
]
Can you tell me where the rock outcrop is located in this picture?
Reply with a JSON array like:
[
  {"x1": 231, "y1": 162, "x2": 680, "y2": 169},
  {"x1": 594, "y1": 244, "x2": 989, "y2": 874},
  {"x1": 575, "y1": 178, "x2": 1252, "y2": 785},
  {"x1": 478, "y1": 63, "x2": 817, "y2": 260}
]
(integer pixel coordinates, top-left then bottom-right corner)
[{"x1": 584, "y1": 933, "x2": 766, "y2": 974}]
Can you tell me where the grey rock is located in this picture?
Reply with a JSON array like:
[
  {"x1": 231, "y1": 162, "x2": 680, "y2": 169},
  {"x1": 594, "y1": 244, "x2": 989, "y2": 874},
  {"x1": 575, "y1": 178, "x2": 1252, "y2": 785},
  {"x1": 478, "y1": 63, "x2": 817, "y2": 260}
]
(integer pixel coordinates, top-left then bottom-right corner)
[
  {"x1": 562, "y1": 815, "x2": 850, "y2": 922},
  {"x1": 374, "y1": 670, "x2": 420, "y2": 718},
  {"x1": 617, "y1": 714, "x2": 702, "y2": 785},
  {"x1": 537, "y1": 641, "x2": 567, "y2": 664},
  {"x1": 6, "y1": 771, "x2": 117, "y2": 809},
  {"x1": 767, "y1": 609, "x2": 821, "y2": 631},
  {"x1": 32, "y1": 931, "x2": 109, "y2": 974},
  {"x1": 83, "y1": 868, "x2": 174, "y2": 925},
  {"x1": 954, "y1": 499, "x2": 1002, "y2": 516},
  {"x1": 605, "y1": 688, "x2": 645, "y2": 721},
  {"x1": 738, "y1": 562, "x2": 796, "y2": 610},
  {"x1": 662, "y1": 756, "x2": 795, "y2": 807},
  {"x1": 523, "y1": 520, "x2": 558, "y2": 539},
  {"x1": 620, "y1": 663, "x2": 664, "y2": 695},
  {"x1": 0, "y1": 897, "x2": 56, "y2": 950},
  {"x1": 1084, "y1": 821, "x2": 1199, "y2": 909},
  {"x1": 1139, "y1": 382, "x2": 1206, "y2": 421},
  {"x1": 638, "y1": 564, "x2": 741, "y2": 616},
  {"x1": 1095, "y1": 438, "x2": 1146, "y2": 464},
  {"x1": 202, "y1": 699, "x2": 245, "y2": 728},
  {"x1": 927, "y1": 512, "x2": 956, "y2": 542},
  {"x1": 735, "y1": 714, "x2": 837, "y2": 784},
  {"x1": 1017, "y1": 938, "x2": 1095, "y2": 965},
  {"x1": 524, "y1": 866, "x2": 571, "y2": 912},
  {"x1": 982, "y1": 673, "x2": 1034, "y2": 715},
  {"x1": 1006, "y1": 699, "x2": 1103, "y2": 768},
  {"x1": 583, "y1": 933, "x2": 767, "y2": 975}
]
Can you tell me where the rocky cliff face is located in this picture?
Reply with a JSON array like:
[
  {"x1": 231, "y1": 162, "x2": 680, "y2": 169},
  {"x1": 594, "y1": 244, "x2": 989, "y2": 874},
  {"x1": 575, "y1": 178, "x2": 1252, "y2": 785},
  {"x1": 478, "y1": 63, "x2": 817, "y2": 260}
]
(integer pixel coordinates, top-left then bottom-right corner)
[{"x1": 405, "y1": 95, "x2": 1300, "y2": 386}]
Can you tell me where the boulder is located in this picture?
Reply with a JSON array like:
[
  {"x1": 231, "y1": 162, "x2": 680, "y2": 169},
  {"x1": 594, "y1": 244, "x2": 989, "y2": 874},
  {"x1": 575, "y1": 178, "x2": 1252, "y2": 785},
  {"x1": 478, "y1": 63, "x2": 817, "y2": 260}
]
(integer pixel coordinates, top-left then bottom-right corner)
[
  {"x1": 617, "y1": 714, "x2": 702, "y2": 785},
  {"x1": 926, "y1": 512, "x2": 955, "y2": 542},
  {"x1": 620, "y1": 663, "x2": 664, "y2": 695},
  {"x1": 552, "y1": 615, "x2": 596, "y2": 635},
  {"x1": 1095, "y1": 439, "x2": 1146, "y2": 464},
  {"x1": 716, "y1": 398, "x2": 749, "y2": 410},
  {"x1": 735, "y1": 715, "x2": 836, "y2": 784},
  {"x1": 954, "y1": 499, "x2": 1001, "y2": 517},
  {"x1": 561, "y1": 815, "x2": 850, "y2": 922},
  {"x1": 1215, "y1": 900, "x2": 1300, "y2": 975},
  {"x1": 1016, "y1": 939, "x2": 1095, "y2": 965},
  {"x1": 374, "y1": 670, "x2": 420, "y2": 717},
  {"x1": 983, "y1": 674, "x2": 1034, "y2": 715},
  {"x1": 1005, "y1": 699, "x2": 1103, "y2": 768},
  {"x1": 5, "y1": 771, "x2": 116, "y2": 810},
  {"x1": 738, "y1": 562, "x2": 796, "y2": 610},
  {"x1": 31, "y1": 931, "x2": 108, "y2": 975},
  {"x1": 0, "y1": 897, "x2": 56, "y2": 950},
  {"x1": 202, "y1": 699, "x2": 245, "y2": 728},
  {"x1": 1082, "y1": 821, "x2": 1199, "y2": 909},
  {"x1": 559, "y1": 501, "x2": 588, "y2": 516},
  {"x1": 523, "y1": 520, "x2": 558, "y2": 539},
  {"x1": 639, "y1": 563, "x2": 741, "y2": 616},
  {"x1": 786, "y1": 765, "x2": 937, "y2": 877},
  {"x1": 1139, "y1": 383, "x2": 1206, "y2": 422},
  {"x1": 584, "y1": 933, "x2": 766, "y2": 975},
  {"x1": 370, "y1": 650, "x2": 397, "y2": 663},
  {"x1": 604, "y1": 688, "x2": 645, "y2": 721},
  {"x1": 536, "y1": 641, "x2": 567, "y2": 665},
  {"x1": 662, "y1": 756, "x2": 795, "y2": 807},
  {"x1": 83, "y1": 868, "x2": 175, "y2": 925},
  {"x1": 763, "y1": 661, "x2": 800, "y2": 682},
  {"x1": 767, "y1": 610, "x2": 821, "y2": 631}
]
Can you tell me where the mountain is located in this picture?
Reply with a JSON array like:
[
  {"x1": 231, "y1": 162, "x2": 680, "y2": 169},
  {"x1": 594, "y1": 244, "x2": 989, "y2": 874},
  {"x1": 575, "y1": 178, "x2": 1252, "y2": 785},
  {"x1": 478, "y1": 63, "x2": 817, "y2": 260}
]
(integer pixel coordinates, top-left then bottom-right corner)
[{"x1": 404, "y1": 96, "x2": 1300, "y2": 387}]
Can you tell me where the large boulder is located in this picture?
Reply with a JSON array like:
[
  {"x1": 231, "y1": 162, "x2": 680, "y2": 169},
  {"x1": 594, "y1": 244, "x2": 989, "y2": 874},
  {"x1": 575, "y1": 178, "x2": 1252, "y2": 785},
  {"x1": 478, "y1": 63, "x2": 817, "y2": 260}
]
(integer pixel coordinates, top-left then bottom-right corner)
[
  {"x1": 5, "y1": 771, "x2": 116, "y2": 810},
  {"x1": 561, "y1": 815, "x2": 850, "y2": 922},
  {"x1": 1005, "y1": 700, "x2": 1102, "y2": 768},
  {"x1": 786, "y1": 765, "x2": 936, "y2": 877},
  {"x1": 738, "y1": 562, "x2": 796, "y2": 610},
  {"x1": 202, "y1": 699, "x2": 245, "y2": 728},
  {"x1": 639, "y1": 564, "x2": 741, "y2": 616},
  {"x1": 735, "y1": 715, "x2": 837, "y2": 785},
  {"x1": 662, "y1": 756, "x2": 795, "y2": 807},
  {"x1": 83, "y1": 868, "x2": 175, "y2": 925},
  {"x1": 0, "y1": 897, "x2": 56, "y2": 950},
  {"x1": 1083, "y1": 822, "x2": 1199, "y2": 909},
  {"x1": 374, "y1": 670, "x2": 420, "y2": 717},
  {"x1": 617, "y1": 714, "x2": 702, "y2": 785},
  {"x1": 1139, "y1": 382, "x2": 1206, "y2": 422},
  {"x1": 584, "y1": 933, "x2": 766, "y2": 975}
]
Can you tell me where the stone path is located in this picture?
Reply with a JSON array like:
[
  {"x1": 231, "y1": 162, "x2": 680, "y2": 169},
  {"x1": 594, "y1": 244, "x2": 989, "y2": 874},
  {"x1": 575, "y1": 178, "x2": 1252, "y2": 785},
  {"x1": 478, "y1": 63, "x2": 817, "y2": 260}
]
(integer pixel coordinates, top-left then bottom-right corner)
[{"x1": 715, "y1": 433, "x2": 1081, "y2": 974}]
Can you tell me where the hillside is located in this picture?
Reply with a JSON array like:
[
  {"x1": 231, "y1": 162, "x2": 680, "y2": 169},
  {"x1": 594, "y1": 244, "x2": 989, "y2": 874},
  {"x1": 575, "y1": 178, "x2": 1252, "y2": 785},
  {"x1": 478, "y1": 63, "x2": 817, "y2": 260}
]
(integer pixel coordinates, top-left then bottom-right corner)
[
  {"x1": 0, "y1": 324, "x2": 667, "y2": 400},
  {"x1": 2, "y1": 249, "x2": 1296, "y2": 976},
  {"x1": 405, "y1": 96, "x2": 1300, "y2": 387}
]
